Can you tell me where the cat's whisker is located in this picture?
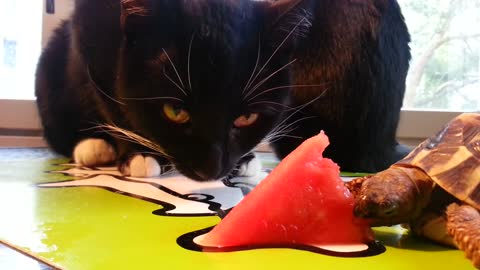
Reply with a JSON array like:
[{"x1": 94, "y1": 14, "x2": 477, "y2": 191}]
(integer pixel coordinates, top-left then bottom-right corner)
[
  {"x1": 266, "y1": 130, "x2": 297, "y2": 142},
  {"x1": 246, "y1": 83, "x2": 329, "y2": 103},
  {"x1": 161, "y1": 167, "x2": 176, "y2": 172},
  {"x1": 245, "y1": 17, "x2": 308, "y2": 95},
  {"x1": 271, "y1": 91, "x2": 327, "y2": 133},
  {"x1": 279, "y1": 27, "x2": 307, "y2": 38},
  {"x1": 187, "y1": 33, "x2": 194, "y2": 91},
  {"x1": 86, "y1": 65, "x2": 126, "y2": 106},
  {"x1": 159, "y1": 165, "x2": 176, "y2": 170},
  {"x1": 267, "y1": 136, "x2": 302, "y2": 144},
  {"x1": 79, "y1": 124, "x2": 108, "y2": 132},
  {"x1": 111, "y1": 135, "x2": 142, "y2": 146},
  {"x1": 265, "y1": 125, "x2": 297, "y2": 138},
  {"x1": 98, "y1": 124, "x2": 172, "y2": 158},
  {"x1": 162, "y1": 48, "x2": 186, "y2": 89},
  {"x1": 84, "y1": 127, "x2": 144, "y2": 147},
  {"x1": 265, "y1": 122, "x2": 291, "y2": 136},
  {"x1": 261, "y1": 121, "x2": 309, "y2": 145},
  {"x1": 263, "y1": 128, "x2": 299, "y2": 144},
  {"x1": 82, "y1": 125, "x2": 141, "y2": 146},
  {"x1": 98, "y1": 131, "x2": 149, "y2": 149},
  {"x1": 158, "y1": 163, "x2": 175, "y2": 167},
  {"x1": 159, "y1": 165, "x2": 176, "y2": 175},
  {"x1": 257, "y1": 140, "x2": 270, "y2": 147},
  {"x1": 262, "y1": 133, "x2": 303, "y2": 144},
  {"x1": 263, "y1": 106, "x2": 322, "y2": 145},
  {"x1": 249, "y1": 90, "x2": 326, "y2": 115},
  {"x1": 239, "y1": 152, "x2": 256, "y2": 159},
  {"x1": 243, "y1": 37, "x2": 262, "y2": 93},
  {"x1": 163, "y1": 67, "x2": 187, "y2": 96},
  {"x1": 244, "y1": 58, "x2": 297, "y2": 99},
  {"x1": 266, "y1": 117, "x2": 314, "y2": 143},
  {"x1": 160, "y1": 169, "x2": 179, "y2": 177},
  {"x1": 121, "y1": 96, "x2": 184, "y2": 102},
  {"x1": 135, "y1": 151, "x2": 171, "y2": 160},
  {"x1": 272, "y1": 115, "x2": 318, "y2": 136},
  {"x1": 248, "y1": 101, "x2": 297, "y2": 111}
]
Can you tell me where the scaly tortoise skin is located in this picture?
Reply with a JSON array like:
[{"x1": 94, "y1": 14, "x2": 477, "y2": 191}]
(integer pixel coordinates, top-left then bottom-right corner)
[{"x1": 346, "y1": 113, "x2": 480, "y2": 268}]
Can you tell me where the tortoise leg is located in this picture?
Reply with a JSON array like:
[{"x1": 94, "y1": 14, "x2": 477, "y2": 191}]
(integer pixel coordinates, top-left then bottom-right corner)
[
  {"x1": 446, "y1": 203, "x2": 480, "y2": 269},
  {"x1": 410, "y1": 212, "x2": 456, "y2": 247}
]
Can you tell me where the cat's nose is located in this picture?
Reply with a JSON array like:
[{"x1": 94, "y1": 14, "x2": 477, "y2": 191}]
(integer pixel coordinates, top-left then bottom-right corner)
[
  {"x1": 193, "y1": 169, "x2": 214, "y2": 181},
  {"x1": 192, "y1": 164, "x2": 222, "y2": 181},
  {"x1": 192, "y1": 144, "x2": 224, "y2": 181}
]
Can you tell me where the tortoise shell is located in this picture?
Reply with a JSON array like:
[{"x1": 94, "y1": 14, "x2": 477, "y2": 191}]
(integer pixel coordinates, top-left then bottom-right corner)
[{"x1": 396, "y1": 113, "x2": 480, "y2": 210}]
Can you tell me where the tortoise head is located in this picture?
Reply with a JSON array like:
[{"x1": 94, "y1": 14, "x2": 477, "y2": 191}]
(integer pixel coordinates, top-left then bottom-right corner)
[{"x1": 353, "y1": 166, "x2": 435, "y2": 226}]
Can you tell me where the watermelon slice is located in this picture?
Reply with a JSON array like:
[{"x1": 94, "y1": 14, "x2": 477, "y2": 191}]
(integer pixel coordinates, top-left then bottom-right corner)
[{"x1": 194, "y1": 131, "x2": 374, "y2": 252}]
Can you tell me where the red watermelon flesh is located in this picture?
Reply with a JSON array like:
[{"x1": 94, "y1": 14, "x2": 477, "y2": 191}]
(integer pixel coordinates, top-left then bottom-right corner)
[{"x1": 195, "y1": 131, "x2": 373, "y2": 251}]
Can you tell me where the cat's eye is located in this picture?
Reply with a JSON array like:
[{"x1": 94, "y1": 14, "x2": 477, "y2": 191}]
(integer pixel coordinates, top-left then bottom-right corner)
[
  {"x1": 163, "y1": 104, "x2": 190, "y2": 124},
  {"x1": 234, "y1": 113, "x2": 259, "y2": 128}
]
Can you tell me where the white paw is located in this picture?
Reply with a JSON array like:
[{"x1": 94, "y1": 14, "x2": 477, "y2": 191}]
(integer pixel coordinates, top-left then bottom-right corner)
[
  {"x1": 237, "y1": 156, "x2": 262, "y2": 177},
  {"x1": 122, "y1": 155, "x2": 161, "y2": 178},
  {"x1": 232, "y1": 156, "x2": 267, "y2": 186},
  {"x1": 73, "y1": 139, "x2": 116, "y2": 166}
]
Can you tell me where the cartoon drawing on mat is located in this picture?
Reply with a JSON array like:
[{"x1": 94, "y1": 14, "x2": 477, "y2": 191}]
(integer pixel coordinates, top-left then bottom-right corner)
[
  {"x1": 38, "y1": 165, "x2": 385, "y2": 257},
  {"x1": 38, "y1": 164, "x2": 265, "y2": 216}
]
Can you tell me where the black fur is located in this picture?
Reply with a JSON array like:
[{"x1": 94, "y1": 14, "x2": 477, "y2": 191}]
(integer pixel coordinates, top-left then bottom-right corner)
[{"x1": 35, "y1": 0, "x2": 411, "y2": 181}]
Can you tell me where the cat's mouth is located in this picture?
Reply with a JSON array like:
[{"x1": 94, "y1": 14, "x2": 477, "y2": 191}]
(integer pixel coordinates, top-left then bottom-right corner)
[
  {"x1": 170, "y1": 149, "x2": 244, "y2": 182},
  {"x1": 171, "y1": 166, "x2": 218, "y2": 182},
  {"x1": 192, "y1": 170, "x2": 218, "y2": 182},
  {"x1": 174, "y1": 163, "x2": 237, "y2": 182}
]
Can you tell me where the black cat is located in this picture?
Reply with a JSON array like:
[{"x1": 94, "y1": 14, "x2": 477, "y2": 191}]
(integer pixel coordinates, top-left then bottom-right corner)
[{"x1": 35, "y1": 0, "x2": 411, "y2": 181}]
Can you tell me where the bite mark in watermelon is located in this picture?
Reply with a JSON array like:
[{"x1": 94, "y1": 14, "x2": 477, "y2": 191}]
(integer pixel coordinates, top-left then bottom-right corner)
[{"x1": 194, "y1": 131, "x2": 374, "y2": 253}]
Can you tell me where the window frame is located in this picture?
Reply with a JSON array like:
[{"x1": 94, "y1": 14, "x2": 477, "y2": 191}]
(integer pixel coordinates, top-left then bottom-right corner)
[
  {"x1": 396, "y1": 109, "x2": 463, "y2": 146},
  {"x1": 0, "y1": 102, "x2": 464, "y2": 148}
]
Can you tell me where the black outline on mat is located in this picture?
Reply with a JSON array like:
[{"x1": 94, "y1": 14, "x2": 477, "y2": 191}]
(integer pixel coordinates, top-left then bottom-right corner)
[
  {"x1": 177, "y1": 226, "x2": 386, "y2": 257},
  {"x1": 38, "y1": 166, "x2": 233, "y2": 217}
]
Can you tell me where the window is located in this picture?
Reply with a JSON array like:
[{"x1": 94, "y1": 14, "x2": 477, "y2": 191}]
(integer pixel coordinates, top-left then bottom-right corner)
[
  {"x1": 0, "y1": 0, "x2": 477, "y2": 147},
  {"x1": 0, "y1": 0, "x2": 42, "y2": 100},
  {"x1": 396, "y1": 0, "x2": 479, "y2": 144},
  {"x1": 401, "y1": 0, "x2": 480, "y2": 111},
  {"x1": 0, "y1": 0, "x2": 73, "y2": 147}
]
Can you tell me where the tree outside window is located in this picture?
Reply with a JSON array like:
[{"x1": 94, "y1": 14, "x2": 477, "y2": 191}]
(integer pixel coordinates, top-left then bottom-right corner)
[{"x1": 400, "y1": 0, "x2": 480, "y2": 111}]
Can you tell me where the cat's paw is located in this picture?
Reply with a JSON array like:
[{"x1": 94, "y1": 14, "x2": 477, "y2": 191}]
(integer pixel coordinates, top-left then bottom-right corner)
[
  {"x1": 120, "y1": 154, "x2": 167, "y2": 178},
  {"x1": 73, "y1": 139, "x2": 116, "y2": 167},
  {"x1": 228, "y1": 155, "x2": 267, "y2": 186},
  {"x1": 236, "y1": 156, "x2": 262, "y2": 177}
]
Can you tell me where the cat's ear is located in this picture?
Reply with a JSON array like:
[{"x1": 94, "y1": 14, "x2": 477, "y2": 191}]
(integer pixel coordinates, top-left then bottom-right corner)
[
  {"x1": 261, "y1": 0, "x2": 313, "y2": 36},
  {"x1": 120, "y1": 0, "x2": 152, "y2": 32},
  {"x1": 264, "y1": 0, "x2": 304, "y2": 25},
  {"x1": 120, "y1": 0, "x2": 177, "y2": 38}
]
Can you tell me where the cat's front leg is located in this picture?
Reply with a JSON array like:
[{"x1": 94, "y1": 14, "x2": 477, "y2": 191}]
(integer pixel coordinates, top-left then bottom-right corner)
[
  {"x1": 236, "y1": 154, "x2": 262, "y2": 177},
  {"x1": 229, "y1": 152, "x2": 263, "y2": 178},
  {"x1": 222, "y1": 153, "x2": 267, "y2": 188},
  {"x1": 73, "y1": 138, "x2": 171, "y2": 177},
  {"x1": 118, "y1": 153, "x2": 171, "y2": 178},
  {"x1": 73, "y1": 138, "x2": 117, "y2": 167}
]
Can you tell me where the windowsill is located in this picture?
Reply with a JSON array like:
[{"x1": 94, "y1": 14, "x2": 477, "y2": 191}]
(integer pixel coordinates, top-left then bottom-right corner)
[
  {"x1": 0, "y1": 136, "x2": 47, "y2": 148},
  {"x1": 0, "y1": 99, "x2": 464, "y2": 149}
]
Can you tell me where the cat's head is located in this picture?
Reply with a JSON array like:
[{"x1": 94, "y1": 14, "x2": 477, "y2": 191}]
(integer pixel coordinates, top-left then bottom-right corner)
[{"x1": 112, "y1": 0, "x2": 313, "y2": 181}]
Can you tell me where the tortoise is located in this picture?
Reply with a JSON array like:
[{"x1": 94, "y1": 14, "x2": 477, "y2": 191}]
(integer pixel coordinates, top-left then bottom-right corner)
[{"x1": 345, "y1": 112, "x2": 480, "y2": 268}]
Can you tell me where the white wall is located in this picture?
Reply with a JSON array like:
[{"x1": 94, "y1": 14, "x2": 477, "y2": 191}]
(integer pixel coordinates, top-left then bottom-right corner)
[{"x1": 42, "y1": 0, "x2": 75, "y2": 48}]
